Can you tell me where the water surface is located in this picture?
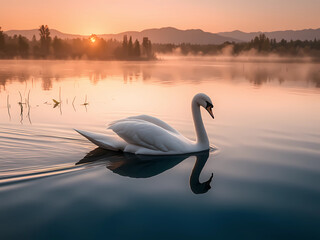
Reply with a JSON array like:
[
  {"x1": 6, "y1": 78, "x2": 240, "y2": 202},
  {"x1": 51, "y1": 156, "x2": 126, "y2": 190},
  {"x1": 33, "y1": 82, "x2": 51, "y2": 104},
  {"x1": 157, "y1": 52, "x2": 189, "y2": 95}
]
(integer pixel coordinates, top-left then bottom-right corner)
[{"x1": 0, "y1": 59, "x2": 320, "y2": 239}]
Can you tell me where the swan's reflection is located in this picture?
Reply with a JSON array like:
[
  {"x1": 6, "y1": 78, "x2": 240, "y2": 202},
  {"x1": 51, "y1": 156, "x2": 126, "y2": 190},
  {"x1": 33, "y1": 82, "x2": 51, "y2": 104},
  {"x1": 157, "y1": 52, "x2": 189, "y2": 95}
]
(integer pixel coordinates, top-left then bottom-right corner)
[{"x1": 76, "y1": 148, "x2": 213, "y2": 194}]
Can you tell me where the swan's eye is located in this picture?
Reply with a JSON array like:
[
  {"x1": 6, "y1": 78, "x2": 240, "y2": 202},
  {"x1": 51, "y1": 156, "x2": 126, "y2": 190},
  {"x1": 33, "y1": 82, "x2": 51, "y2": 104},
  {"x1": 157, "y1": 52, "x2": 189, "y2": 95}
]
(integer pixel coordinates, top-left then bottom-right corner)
[{"x1": 205, "y1": 101, "x2": 213, "y2": 108}]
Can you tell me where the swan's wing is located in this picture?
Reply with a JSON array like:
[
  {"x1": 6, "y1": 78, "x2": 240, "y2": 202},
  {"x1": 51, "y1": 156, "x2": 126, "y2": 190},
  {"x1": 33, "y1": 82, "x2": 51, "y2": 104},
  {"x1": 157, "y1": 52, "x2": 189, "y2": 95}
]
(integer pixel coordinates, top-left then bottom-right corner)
[
  {"x1": 109, "y1": 115, "x2": 179, "y2": 134},
  {"x1": 75, "y1": 129, "x2": 126, "y2": 151},
  {"x1": 108, "y1": 120, "x2": 189, "y2": 153}
]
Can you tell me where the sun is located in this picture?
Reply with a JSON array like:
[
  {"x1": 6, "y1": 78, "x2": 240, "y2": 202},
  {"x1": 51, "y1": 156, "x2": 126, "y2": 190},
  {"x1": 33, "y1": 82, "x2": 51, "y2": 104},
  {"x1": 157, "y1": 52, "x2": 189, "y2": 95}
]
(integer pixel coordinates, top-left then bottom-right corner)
[{"x1": 89, "y1": 34, "x2": 97, "y2": 43}]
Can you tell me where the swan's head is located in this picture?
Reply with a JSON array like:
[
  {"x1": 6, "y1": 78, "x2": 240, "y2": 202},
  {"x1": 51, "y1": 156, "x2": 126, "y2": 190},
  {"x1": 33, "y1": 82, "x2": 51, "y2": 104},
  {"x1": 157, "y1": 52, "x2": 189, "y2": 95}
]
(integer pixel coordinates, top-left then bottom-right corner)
[{"x1": 194, "y1": 93, "x2": 214, "y2": 119}]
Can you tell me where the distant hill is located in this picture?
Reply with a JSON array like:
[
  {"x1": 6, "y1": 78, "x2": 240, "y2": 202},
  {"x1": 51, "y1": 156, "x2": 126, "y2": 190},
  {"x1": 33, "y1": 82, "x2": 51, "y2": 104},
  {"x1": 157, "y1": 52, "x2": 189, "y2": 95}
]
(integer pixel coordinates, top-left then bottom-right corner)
[
  {"x1": 4, "y1": 29, "x2": 84, "y2": 40},
  {"x1": 100, "y1": 27, "x2": 239, "y2": 44},
  {"x1": 218, "y1": 28, "x2": 320, "y2": 42},
  {"x1": 4, "y1": 27, "x2": 238, "y2": 44},
  {"x1": 4, "y1": 27, "x2": 320, "y2": 44}
]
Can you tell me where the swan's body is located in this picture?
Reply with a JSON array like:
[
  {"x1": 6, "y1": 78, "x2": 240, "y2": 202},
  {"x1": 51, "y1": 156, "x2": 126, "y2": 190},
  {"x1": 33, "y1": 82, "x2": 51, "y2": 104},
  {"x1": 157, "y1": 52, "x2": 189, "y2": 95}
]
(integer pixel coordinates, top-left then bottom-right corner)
[{"x1": 75, "y1": 93, "x2": 214, "y2": 155}]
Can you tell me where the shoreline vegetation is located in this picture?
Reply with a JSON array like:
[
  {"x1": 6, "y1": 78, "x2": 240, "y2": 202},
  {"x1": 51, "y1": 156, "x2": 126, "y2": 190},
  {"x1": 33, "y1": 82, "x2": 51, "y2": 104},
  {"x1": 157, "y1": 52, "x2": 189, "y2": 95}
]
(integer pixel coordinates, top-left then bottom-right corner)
[
  {"x1": 0, "y1": 25, "x2": 155, "y2": 61},
  {"x1": 0, "y1": 25, "x2": 320, "y2": 61}
]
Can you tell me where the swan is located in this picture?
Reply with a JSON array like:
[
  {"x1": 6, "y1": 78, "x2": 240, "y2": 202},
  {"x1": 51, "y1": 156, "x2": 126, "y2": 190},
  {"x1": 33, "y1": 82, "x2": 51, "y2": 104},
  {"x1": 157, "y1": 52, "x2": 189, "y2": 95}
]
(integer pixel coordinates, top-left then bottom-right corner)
[{"x1": 75, "y1": 93, "x2": 214, "y2": 155}]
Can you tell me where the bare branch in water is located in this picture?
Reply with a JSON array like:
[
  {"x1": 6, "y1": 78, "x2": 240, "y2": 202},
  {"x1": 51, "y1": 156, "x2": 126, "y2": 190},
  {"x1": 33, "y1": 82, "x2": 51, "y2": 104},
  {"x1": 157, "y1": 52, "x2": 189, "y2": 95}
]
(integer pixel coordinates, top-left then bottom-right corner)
[
  {"x1": 82, "y1": 94, "x2": 89, "y2": 112},
  {"x1": 72, "y1": 96, "x2": 77, "y2": 112},
  {"x1": 7, "y1": 95, "x2": 11, "y2": 121},
  {"x1": 26, "y1": 90, "x2": 32, "y2": 124}
]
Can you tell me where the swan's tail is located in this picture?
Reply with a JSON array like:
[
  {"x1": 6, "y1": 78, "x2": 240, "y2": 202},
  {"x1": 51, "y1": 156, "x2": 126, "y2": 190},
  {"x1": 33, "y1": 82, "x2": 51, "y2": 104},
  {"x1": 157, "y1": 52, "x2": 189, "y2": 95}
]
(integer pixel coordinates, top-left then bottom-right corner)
[{"x1": 74, "y1": 129, "x2": 125, "y2": 151}]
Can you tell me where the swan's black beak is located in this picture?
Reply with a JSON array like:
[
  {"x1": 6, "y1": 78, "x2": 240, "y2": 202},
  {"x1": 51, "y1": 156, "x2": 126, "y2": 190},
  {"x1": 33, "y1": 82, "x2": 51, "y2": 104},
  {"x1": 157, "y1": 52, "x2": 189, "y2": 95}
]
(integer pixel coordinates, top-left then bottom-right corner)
[{"x1": 206, "y1": 106, "x2": 214, "y2": 119}]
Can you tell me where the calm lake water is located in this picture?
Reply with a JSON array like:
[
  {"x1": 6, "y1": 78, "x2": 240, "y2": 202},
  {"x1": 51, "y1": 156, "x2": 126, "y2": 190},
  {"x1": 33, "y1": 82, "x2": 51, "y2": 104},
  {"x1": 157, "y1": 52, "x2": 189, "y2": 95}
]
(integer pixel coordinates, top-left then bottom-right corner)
[{"x1": 0, "y1": 59, "x2": 320, "y2": 239}]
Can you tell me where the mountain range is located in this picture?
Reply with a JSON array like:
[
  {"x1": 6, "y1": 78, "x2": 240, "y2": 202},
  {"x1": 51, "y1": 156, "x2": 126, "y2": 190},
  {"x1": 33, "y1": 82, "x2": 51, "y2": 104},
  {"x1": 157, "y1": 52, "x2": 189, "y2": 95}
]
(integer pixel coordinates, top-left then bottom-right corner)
[{"x1": 4, "y1": 27, "x2": 320, "y2": 44}]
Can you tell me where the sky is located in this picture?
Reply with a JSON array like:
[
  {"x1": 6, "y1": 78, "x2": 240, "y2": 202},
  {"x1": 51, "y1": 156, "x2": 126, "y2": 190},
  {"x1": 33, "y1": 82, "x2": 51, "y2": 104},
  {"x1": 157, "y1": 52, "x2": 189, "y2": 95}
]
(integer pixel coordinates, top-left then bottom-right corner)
[{"x1": 1, "y1": 0, "x2": 319, "y2": 35}]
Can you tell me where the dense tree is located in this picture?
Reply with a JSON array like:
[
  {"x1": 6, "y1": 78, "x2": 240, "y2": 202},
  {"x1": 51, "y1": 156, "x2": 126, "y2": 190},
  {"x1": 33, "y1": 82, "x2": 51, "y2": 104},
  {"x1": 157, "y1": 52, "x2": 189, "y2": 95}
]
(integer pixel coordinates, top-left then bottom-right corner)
[
  {"x1": 142, "y1": 37, "x2": 152, "y2": 58},
  {"x1": 0, "y1": 28, "x2": 319, "y2": 60},
  {"x1": 39, "y1": 25, "x2": 51, "y2": 57},
  {"x1": 250, "y1": 34, "x2": 271, "y2": 52},
  {"x1": 133, "y1": 39, "x2": 141, "y2": 57},
  {"x1": 122, "y1": 35, "x2": 128, "y2": 58},
  {"x1": 30, "y1": 34, "x2": 38, "y2": 57},
  {"x1": 152, "y1": 34, "x2": 320, "y2": 58},
  {"x1": 52, "y1": 36, "x2": 68, "y2": 59},
  {"x1": 3, "y1": 35, "x2": 19, "y2": 57},
  {"x1": 0, "y1": 27, "x2": 5, "y2": 53},
  {"x1": 18, "y1": 35, "x2": 29, "y2": 58},
  {"x1": 128, "y1": 36, "x2": 133, "y2": 57},
  {"x1": 115, "y1": 35, "x2": 151, "y2": 59}
]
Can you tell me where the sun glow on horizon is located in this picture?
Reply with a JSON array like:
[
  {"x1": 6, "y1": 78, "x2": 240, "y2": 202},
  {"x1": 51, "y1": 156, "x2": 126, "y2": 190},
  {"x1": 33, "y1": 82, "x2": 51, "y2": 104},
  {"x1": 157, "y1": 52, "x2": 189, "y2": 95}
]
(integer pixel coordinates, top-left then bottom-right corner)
[
  {"x1": 90, "y1": 34, "x2": 97, "y2": 43},
  {"x1": 1, "y1": 0, "x2": 320, "y2": 34}
]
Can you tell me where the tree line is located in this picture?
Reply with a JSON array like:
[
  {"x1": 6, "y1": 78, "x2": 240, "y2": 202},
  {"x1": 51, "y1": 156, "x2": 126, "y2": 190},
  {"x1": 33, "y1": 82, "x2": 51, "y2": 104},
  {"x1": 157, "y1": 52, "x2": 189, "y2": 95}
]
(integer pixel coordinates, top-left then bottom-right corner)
[
  {"x1": 153, "y1": 34, "x2": 320, "y2": 58},
  {"x1": 0, "y1": 25, "x2": 155, "y2": 60},
  {"x1": 1, "y1": 26, "x2": 319, "y2": 60}
]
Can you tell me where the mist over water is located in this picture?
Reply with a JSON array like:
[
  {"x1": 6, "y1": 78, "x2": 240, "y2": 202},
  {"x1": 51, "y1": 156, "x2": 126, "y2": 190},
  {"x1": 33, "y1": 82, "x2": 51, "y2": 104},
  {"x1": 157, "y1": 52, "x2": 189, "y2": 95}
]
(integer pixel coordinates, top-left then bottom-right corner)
[
  {"x1": 0, "y1": 59, "x2": 320, "y2": 239},
  {"x1": 158, "y1": 48, "x2": 319, "y2": 63}
]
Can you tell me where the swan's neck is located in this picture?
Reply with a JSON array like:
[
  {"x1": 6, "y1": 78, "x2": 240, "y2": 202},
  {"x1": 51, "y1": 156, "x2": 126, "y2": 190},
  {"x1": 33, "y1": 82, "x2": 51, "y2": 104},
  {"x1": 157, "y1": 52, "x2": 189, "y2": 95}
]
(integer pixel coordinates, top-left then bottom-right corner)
[
  {"x1": 192, "y1": 100, "x2": 209, "y2": 147},
  {"x1": 189, "y1": 151, "x2": 212, "y2": 194}
]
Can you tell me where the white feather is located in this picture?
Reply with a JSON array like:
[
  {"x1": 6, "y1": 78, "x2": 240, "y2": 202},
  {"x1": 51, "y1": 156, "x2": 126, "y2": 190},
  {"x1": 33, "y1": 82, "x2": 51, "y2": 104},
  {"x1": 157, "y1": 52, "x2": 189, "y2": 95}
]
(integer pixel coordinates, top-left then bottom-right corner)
[{"x1": 75, "y1": 93, "x2": 214, "y2": 155}]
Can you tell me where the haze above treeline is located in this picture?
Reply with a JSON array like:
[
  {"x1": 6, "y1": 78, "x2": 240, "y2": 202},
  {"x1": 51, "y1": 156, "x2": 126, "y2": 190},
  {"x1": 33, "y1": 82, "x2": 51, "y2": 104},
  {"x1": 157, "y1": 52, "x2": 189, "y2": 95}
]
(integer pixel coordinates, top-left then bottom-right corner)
[
  {"x1": 5, "y1": 26, "x2": 320, "y2": 44},
  {"x1": 1, "y1": 25, "x2": 320, "y2": 60}
]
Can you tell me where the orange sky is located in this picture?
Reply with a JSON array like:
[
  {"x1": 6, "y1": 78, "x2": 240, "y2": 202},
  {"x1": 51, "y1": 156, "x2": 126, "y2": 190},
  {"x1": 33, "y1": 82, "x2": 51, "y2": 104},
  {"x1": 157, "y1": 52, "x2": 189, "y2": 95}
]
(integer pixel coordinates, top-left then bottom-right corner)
[{"x1": 1, "y1": 0, "x2": 320, "y2": 34}]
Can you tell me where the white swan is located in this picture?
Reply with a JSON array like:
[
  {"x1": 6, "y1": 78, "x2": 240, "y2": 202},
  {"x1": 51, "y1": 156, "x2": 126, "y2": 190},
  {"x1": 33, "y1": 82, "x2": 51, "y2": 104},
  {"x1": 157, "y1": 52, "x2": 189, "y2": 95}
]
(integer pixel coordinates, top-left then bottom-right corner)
[{"x1": 75, "y1": 93, "x2": 214, "y2": 155}]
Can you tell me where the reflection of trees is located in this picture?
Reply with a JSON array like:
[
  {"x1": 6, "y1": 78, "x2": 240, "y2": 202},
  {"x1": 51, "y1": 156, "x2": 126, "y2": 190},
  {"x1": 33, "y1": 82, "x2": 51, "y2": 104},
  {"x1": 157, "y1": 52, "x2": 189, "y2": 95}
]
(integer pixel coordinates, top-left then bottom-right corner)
[
  {"x1": 138, "y1": 62, "x2": 320, "y2": 89},
  {"x1": 123, "y1": 66, "x2": 141, "y2": 83},
  {"x1": 244, "y1": 67, "x2": 281, "y2": 86},
  {"x1": 41, "y1": 76, "x2": 52, "y2": 90},
  {"x1": 0, "y1": 61, "x2": 320, "y2": 91},
  {"x1": 0, "y1": 72, "x2": 30, "y2": 92},
  {"x1": 308, "y1": 70, "x2": 320, "y2": 88},
  {"x1": 0, "y1": 74, "x2": 8, "y2": 92}
]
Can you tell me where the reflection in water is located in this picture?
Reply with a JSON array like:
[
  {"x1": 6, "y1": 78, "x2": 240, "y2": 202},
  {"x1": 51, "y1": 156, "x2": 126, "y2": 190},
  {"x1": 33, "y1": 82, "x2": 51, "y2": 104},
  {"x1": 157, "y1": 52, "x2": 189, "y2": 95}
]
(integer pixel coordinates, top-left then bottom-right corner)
[
  {"x1": 6, "y1": 95, "x2": 11, "y2": 121},
  {"x1": 190, "y1": 150, "x2": 213, "y2": 194},
  {"x1": 0, "y1": 59, "x2": 319, "y2": 239},
  {"x1": 81, "y1": 94, "x2": 89, "y2": 112},
  {"x1": 72, "y1": 96, "x2": 77, "y2": 112},
  {"x1": 52, "y1": 87, "x2": 62, "y2": 115},
  {"x1": 1, "y1": 60, "x2": 319, "y2": 125},
  {"x1": 1, "y1": 60, "x2": 319, "y2": 124},
  {"x1": 0, "y1": 60, "x2": 320, "y2": 91},
  {"x1": 76, "y1": 148, "x2": 213, "y2": 194},
  {"x1": 16, "y1": 90, "x2": 32, "y2": 124}
]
